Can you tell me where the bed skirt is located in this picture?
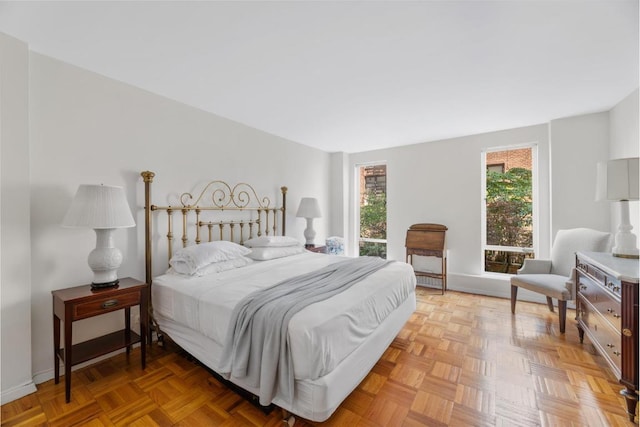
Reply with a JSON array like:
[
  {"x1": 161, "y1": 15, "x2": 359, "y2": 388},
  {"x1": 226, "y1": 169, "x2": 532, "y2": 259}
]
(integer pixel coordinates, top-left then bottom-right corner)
[{"x1": 154, "y1": 292, "x2": 416, "y2": 422}]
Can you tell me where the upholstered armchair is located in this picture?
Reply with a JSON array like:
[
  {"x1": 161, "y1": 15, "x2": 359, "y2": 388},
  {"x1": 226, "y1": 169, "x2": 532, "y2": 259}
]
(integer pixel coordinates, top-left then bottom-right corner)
[{"x1": 510, "y1": 228, "x2": 611, "y2": 333}]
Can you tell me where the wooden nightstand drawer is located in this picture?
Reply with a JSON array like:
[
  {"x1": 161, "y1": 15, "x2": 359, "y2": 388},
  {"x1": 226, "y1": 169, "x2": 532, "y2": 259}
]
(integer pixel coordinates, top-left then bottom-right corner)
[{"x1": 73, "y1": 290, "x2": 141, "y2": 320}]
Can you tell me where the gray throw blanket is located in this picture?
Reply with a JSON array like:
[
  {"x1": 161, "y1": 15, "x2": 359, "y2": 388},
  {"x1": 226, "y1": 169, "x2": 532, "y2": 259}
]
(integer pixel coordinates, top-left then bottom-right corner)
[{"x1": 218, "y1": 256, "x2": 391, "y2": 405}]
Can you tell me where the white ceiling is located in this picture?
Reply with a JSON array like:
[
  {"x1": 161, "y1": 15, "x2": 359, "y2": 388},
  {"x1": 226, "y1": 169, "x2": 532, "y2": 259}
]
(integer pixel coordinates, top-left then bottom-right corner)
[{"x1": 0, "y1": 1, "x2": 638, "y2": 153}]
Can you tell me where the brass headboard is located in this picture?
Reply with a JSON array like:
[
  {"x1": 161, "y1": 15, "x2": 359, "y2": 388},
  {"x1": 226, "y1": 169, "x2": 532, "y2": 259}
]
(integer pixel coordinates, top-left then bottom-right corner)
[{"x1": 141, "y1": 170, "x2": 288, "y2": 286}]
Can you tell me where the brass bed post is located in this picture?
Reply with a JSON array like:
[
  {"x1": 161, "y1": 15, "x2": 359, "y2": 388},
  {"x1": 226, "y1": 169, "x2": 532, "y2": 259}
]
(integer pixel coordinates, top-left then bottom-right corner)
[
  {"x1": 141, "y1": 171, "x2": 155, "y2": 288},
  {"x1": 281, "y1": 186, "x2": 287, "y2": 236},
  {"x1": 141, "y1": 170, "x2": 155, "y2": 346}
]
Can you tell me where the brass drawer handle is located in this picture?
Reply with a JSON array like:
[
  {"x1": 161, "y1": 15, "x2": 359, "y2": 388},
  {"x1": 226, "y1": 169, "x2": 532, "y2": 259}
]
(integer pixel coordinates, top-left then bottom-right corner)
[
  {"x1": 606, "y1": 308, "x2": 620, "y2": 318},
  {"x1": 101, "y1": 299, "x2": 119, "y2": 309}
]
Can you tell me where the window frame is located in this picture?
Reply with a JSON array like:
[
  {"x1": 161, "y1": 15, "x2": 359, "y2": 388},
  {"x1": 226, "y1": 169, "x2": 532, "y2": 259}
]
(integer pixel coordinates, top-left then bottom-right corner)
[
  {"x1": 354, "y1": 161, "x2": 388, "y2": 258},
  {"x1": 481, "y1": 143, "x2": 539, "y2": 274}
]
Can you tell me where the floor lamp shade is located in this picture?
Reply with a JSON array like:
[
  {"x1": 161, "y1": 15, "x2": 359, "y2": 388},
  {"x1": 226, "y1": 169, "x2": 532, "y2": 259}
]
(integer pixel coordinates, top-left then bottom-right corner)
[
  {"x1": 596, "y1": 158, "x2": 639, "y2": 259},
  {"x1": 62, "y1": 184, "x2": 136, "y2": 287},
  {"x1": 296, "y1": 197, "x2": 321, "y2": 247}
]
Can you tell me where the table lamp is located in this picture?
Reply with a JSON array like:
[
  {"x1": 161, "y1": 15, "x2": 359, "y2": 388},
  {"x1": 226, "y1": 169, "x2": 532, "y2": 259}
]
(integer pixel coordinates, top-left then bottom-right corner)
[
  {"x1": 296, "y1": 197, "x2": 321, "y2": 248},
  {"x1": 62, "y1": 184, "x2": 136, "y2": 288},
  {"x1": 596, "y1": 157, "x2": 639, "y2": 259}
]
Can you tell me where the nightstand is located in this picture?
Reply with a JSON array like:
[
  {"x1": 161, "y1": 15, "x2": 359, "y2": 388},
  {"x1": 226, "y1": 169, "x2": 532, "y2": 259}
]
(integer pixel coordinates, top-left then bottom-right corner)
[
  {"x1": 52, "y1": 277, "x2": 148, "y2": 403},
  {"x1": 307, "y1": 245, "x2": 327, "y2": 254}
]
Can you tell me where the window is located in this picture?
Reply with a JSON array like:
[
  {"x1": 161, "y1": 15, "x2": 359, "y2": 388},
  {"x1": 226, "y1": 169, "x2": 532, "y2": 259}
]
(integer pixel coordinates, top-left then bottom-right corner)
[
  {"x1": 357, "y1": 163, "x2": 387, "y2": 258},
  {"x1": 482, "y1": 146, "x2": 536, "y2": 274},
  {"x1": 486, "y1": 163, "x2": 505, "y2": 173}
]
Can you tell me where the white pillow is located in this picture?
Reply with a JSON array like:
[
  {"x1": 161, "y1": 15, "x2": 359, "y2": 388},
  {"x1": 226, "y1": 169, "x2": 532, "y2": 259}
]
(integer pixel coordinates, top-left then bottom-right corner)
[
  {"x1": 247, "y1": 246, "x2": 305, "y2": 261},
  {"x1": 243, "y1": 236, "x2": 302, "y2": 248},
  {"x1": 169, "y1": 256, "x2": 253, "y2": 277},
  {"x1": 169, "y1": 241, "x2": 251, "y2": 275}
]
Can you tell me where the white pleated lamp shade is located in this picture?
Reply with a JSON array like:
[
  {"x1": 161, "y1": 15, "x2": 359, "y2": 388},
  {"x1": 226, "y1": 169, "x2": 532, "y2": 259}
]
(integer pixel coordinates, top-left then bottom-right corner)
[
  {"x1": 596, "y1": 158, "x2": 640, "y2": 201},
  {"x1": 62, "y1": 184, "x2": 135, "y2": 229},
  {"x1": 296, "y1": 197, "x2": 322, "y2": 219}
]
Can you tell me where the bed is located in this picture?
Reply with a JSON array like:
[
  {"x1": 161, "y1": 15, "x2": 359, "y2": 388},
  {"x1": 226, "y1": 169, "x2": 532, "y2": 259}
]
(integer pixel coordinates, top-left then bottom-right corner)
[{"x1": 140, "y1": 171, "x2": 417, "y2": 423}]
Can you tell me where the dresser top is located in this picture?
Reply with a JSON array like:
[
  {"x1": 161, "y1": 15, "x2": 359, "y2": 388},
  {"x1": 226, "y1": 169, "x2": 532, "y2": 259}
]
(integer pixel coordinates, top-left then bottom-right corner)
[{"x1": 578, "y1": 251, "x2": 640, "y2": 283}]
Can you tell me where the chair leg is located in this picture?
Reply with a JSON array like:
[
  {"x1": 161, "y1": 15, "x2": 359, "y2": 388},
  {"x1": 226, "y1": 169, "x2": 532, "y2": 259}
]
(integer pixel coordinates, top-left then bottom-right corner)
[
  {"x1": 546, "y1": 296, "x2": 555, "y2": 312},
  {"x1": 558, "y1": 300, "x2": 567, "y2": 333},
  {"x1": 511, "y1": 285, "x2": 518, "y2": 314}
]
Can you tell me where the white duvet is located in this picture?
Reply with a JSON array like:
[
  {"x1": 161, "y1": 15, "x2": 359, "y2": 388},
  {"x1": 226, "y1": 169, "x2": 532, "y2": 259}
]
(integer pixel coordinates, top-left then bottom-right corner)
[{"x1": 152, "y1": 252, "x2": 416, "y2": 380}]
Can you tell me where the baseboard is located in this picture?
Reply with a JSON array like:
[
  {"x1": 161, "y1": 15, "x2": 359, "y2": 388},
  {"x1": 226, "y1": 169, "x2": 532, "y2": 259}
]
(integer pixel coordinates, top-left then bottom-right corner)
[
  {"x1": 31, "y1": 340, "x2": 150, "y2": 388},
  {"x1": 1, "y1": 380, "x2": 37, "y2": 405},
  {"x1": 444, "y1": 272, "x2": 554, "y2": 304}
]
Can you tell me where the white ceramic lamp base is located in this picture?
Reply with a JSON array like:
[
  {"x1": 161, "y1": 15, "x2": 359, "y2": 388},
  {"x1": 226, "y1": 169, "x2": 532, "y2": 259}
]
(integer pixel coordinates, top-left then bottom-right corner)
[
  {"x1": 88, "y1": 228, "x2": 123, "y2": 288},
  {"x1": 303, "y1": 217, "x2": 316, "y2": 248},
  {"x1": 612, "y1": 200, "x2": 639, "y2": 259}
]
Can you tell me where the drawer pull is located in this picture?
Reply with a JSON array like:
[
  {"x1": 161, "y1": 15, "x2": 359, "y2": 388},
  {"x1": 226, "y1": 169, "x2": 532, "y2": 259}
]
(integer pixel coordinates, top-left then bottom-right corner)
[
  {"x1": 606, "y1": 308, "x2": 620, "y2": 318},
  {"x1": 623, "y1": 328, "x2": 633, "y2": 337},
  {"x1": 101, "y1": 299, "x2": 119, "y2": 309}
]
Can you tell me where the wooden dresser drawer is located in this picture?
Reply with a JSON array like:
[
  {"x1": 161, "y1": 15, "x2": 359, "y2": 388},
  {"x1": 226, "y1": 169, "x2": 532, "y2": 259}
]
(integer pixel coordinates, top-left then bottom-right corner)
[
  {"x1": 577, "y1": 260, "x2": 623, "y2": 299},
  {"x1": 72, "y1": 290, "x2": 141, "y2": 320},
  {"x1": 577, "y1": 274, "x2": 622, "y2": 332},
  {"x1": 578, "y1": 294, "x2": 622, "y2": 375}
]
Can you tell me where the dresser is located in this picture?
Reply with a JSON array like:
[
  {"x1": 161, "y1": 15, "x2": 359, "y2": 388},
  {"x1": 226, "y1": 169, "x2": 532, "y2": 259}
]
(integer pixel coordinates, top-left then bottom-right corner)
[{"x1": 575, "y1": 252, "x2": 639, "y2": 421}]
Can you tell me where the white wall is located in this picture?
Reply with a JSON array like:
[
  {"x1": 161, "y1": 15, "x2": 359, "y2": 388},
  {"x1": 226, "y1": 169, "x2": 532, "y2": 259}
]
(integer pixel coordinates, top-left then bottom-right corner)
[
  {"x1": 347, "y1": 124, "x2": 552, "y2": 297},
  {"x1": 608, "y1": 89, "x2": 639, "y2": 237},
  {"x1": 0, "y1": 33, "x2": 37, "y2": 403},
  {"x1": 549, "y1": 112, "x2": 610, "y2": 235},
  {"x1": 0, "y1": 49, "x2": 331, "y2": 401},
  {"x1": 339, "y1": 99, "x2": 635, "y2": 299}
]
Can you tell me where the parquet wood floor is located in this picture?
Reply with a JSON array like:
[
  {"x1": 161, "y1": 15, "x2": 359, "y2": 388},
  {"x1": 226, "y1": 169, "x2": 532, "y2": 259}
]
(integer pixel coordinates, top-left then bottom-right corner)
[{"x1": 2, "y1": 289, "x2": 636, "y2": 426}]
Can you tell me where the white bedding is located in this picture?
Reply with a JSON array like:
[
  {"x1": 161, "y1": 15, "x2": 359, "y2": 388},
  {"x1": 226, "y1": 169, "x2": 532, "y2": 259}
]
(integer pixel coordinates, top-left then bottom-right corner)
[{"x1": 152, "y1": 252, "x2": 416, "y2": 380}]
